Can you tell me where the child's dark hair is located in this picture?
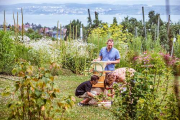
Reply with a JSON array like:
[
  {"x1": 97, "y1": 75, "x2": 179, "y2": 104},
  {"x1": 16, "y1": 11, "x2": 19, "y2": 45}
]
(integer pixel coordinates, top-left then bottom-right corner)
[
  {"x1": 104, "y1": 79, "x2": 110, "y2": 88},
  {"x1": 104, "y1": 72, "x2": 114, "y2": 88},
  {"x1": 105, "y1": 72, "x2": 114, "y2": 79},
  {"x1": 91, "y1": 75, "x2": 99, "y2": 81}
]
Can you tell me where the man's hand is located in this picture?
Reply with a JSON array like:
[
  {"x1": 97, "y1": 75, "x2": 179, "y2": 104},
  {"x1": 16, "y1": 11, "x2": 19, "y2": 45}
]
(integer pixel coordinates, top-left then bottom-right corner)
[
  {"x1": 106, "y1": 61, "x2": 112, "y2": 65},
  {"x1": 93, "y1": 58, "x2": 101, "y2": 61},
  {"x1": 93, "y1": 56, "x2": 102, "y2": 61},
  {"x1": 93, "y1": 59, "x2": 99, "y2": 61}
]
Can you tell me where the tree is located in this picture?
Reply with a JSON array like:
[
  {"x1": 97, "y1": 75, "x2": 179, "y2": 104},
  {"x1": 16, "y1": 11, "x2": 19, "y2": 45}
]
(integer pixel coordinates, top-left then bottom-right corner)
[
  {"x1": 147, "y1": 10, "x2": 163, "y2": 28},
  {"x1": 113, "y1": 17, "x2": 118, "y2": 26},
  {"x1": 121, "y1": 17, "x2": 143, "y2": 36},
  {"x1": 92, "y1": 11, "x2": 102, "y2": 28}
]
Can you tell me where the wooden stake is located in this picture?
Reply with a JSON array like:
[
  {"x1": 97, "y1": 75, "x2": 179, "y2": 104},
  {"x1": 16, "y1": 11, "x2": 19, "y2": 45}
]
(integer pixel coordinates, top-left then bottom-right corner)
[
  {"x1": 73, "y1": 26, "x2": 74, "y2": 40},
  {"x1": 13, "y1": 12, "x2": 16, "y2": 33},
  {"x1": 154, "y1": 27, "x2": 157, "y2": 40},
  {"x1": 21, "y1": 8, "x2": 24, "y2": 41},
  {"x1": 69, "y1": 21, "x2": 71, "y2": 41},
  {"x1": 17, "y1": 12, "x2": 19, "y2": 34},
  {"x1": 60, "y1": 24, "x2": 61, "y2": 45},
  {"x1": 142, "y1": 6, "x2": 147, "y2": 40},
  {"x1": 135, "y1": 27, "x2": 138, "y2": 37},
  {"x1": 57, "y1": 21, "x2": 59, "y2": 41},
  {"x1": 76, "y1": 25, "x2": 77, "y2": 40},
  {"x1": 88, "y1": 9, "x2": 92, "y2": 27},
  {"x1": 4, "y1": 10, "x2": 5, "y2": 31},
  {"x1": 167, "y1": 15, "x2": 170, "y2": 35},
  {"x1": 157, "y1": 14, "x2": 160, "y2": 39}
]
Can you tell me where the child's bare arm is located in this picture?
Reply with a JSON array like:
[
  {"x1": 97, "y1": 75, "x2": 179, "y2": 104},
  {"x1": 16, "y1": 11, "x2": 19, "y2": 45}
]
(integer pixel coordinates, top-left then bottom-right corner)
[
  {"x1": 87, "y1": 92, "x2": 94, "y2": 97},
  {"x1": 107, "y1": 89, "x2": 115, "y2": 97}
]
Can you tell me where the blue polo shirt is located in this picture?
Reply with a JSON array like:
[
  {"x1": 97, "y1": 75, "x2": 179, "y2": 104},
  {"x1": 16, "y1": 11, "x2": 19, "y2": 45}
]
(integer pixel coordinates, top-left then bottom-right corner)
[{"x1": 99, "y1": 47, "x2": 120, "y2": 71}]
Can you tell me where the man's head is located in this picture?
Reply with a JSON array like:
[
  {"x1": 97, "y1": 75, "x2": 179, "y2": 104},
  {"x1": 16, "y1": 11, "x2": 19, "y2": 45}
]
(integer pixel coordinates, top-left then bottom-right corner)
[
  {"x1": 90, "y1": 75, "x2": 99, "y2": 85},
  {"x1": 106, "y1": 39, "x2": 114, "y2": 50}
]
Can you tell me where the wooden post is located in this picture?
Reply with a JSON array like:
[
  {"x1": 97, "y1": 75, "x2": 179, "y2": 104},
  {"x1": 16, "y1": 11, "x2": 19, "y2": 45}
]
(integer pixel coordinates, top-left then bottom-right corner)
[
  {"x1": 157, "y1": 14, "x2": 160, "y2": 39},
  {"x1": 62, "y1": 25, "x2": 64, "y2": 41},
  {"x1": 76, "y1": 25, "x2": 77, "y2": 40},
  {"x1": 21, "y1": 8, "x2": 24, "y2": 41},
  {"x1": 60, "y1": 24, "x2": 61, "y2": 45},
  {"x1": 13, "y1": 12, "x2": 16, "y2": 33},
  {"x1": 69, "y1": 21, "x2": 71, "y2": 41},
  {"x1": 167, "y1": 15, "x2": 170, "y2": 42},
  {"x1": 73, "y1": 26, "x2": 74, "y2": 40},
  {"x1": 57, "y1": 21, "x2": 59, "y2": 41},
  {"x1": 44, "y1": 27, "x2": 46, "y2": 36},
  {"x1": 166, "y1": 0, "x2": 170, "y2": 22},
  {"x1": 154, "y1": 27, "x2": 157, "y2": 40},
  {"x1": 167, "y1": 15, "x2": 171, "y2": 53},
  {"x1": 98, "y1": 33, "x2": 99, "y2": 58},
  {"x1": 17, "y1": 12, "x2": 19, "y2": 34},
  {"x1": 135, "y1": 27, "x2": 138, "y2": 37},
  {"x1": 88, "y1": 9, "x2": 92, "y2": 27},
  {"x1": 3, "y1": 10, "x2": 6, "y2": 32},
  {"x1": 142, "y1": 6, "x2": 147, "y2": 40}
]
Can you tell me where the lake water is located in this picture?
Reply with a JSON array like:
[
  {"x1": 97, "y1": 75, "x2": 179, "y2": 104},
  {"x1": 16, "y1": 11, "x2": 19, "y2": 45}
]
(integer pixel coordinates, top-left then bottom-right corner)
[{"x1": 0, "y1": 14, "x2": 180, "y2": 27}]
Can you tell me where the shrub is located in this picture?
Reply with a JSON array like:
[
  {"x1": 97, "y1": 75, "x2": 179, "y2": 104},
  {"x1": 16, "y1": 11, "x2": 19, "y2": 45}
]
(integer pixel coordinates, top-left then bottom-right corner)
[
  {"x1": 174, "y1": 35, "x2": 180, "y2": 58},
  {"x1": 3, "y1": 60, "x2": 75, "y2": 119},
  {"x1": 26, "y1": 28, "x2": 42, "y2": 40},
  {"x1": 0, "y1": 31, "x2": 16, "y2": 74},
  {"x1": 0, "y1": 31, "x2": 43, "y2": 74},
  {"x1": 61, "y1": 40, "x2": 96, "y2": 74}
]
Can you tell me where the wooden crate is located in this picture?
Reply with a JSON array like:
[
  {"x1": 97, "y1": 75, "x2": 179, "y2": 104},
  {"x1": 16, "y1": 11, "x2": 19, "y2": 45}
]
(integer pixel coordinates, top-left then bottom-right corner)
[
  {"x1": 92, "y1": 74, "x2": 105, "y2": 88},
  {"x1": 92, "y1": 71, "x2": 111, "y2": 88}
]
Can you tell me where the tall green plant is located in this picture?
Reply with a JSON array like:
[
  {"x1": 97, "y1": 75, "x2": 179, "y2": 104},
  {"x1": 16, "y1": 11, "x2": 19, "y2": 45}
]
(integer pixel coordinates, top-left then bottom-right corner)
[
  {"x1": 0, "y1": 31, "x2": 15, "y2": 73},
  {"x1": 128, "y1": 37, "x2": 142, "y2": 53},
  {"x1": 112, "y1": 71, "x2": 154, "y2": 119},
  {"x1": 174, "y1": 35, "x2": 180, "y2": 58},
  {"x1": 4, "y1": 60, "x2": 75, "y2": 119}
]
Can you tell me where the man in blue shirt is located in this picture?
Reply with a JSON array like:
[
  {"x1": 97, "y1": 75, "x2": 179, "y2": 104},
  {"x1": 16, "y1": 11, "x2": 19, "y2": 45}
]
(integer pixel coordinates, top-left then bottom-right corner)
[{"x1": 94, "y1": 39, "x2": 120, "y2": 71}]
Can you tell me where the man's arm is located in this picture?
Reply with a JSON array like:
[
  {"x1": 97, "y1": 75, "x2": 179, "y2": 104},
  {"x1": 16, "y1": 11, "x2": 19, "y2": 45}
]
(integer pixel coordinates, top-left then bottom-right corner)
[
  {"x1": 106, "y1": 59, "x2": 120, "y2": 65},
  {"x1": 94, "y1": 56, "x2": 102, "y2": 61}
]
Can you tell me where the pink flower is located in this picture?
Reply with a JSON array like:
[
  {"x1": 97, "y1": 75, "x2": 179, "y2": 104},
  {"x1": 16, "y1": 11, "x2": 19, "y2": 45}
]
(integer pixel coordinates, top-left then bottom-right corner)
[
  {"x1": 143, "y1": 51, "x2": 147, "y2": 55},
  {"x1": 134, "y1": 56, "x2": 138, "y2": 61}
]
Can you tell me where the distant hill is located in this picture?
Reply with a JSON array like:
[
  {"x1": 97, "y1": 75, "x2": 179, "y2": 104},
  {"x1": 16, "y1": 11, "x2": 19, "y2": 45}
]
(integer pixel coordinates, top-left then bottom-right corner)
[{"x1": 0, "y1": 3, "x2": 179, "y2": 15}]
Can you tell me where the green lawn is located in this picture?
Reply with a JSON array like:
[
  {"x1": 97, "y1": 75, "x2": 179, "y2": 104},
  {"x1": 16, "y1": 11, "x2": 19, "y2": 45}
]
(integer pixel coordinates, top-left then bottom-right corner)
[{"x1": 0, "y1": 75, "x2": 118, "y2": 120}]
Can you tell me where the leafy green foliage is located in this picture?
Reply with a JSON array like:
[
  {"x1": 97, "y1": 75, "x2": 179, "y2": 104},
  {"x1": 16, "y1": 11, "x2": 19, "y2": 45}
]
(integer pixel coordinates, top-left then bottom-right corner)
[
  {"x1": 25, "y1": 28, "x2": 42, "y2": 40},
  {"x1": 111, "y1": 68, "x2": 179, "y2": 119},
  {"x1": 121, "y1": 16, "x2": 143, "y2": 36},
  {"x1": 64, "y1": 19, "x2": 82, "y2": 40},
  {"x1": 4, "y1": 60, "x2": 75, "y2": 119},
  {"x1": 112, "y1": 71, "x2": 154, "y2": 119},
  {"x1": 174, "y1": 35, "x2": 180, "y2": 58},
  {"x1": 0, "y1": 31, "x2": 16, "y2": 74},
  {"x1": 0, "y1": 31, "x2": 45, "y2": 74},
  {"x1": 60, "y1": 40, "x2": 96, "y2": 74}
]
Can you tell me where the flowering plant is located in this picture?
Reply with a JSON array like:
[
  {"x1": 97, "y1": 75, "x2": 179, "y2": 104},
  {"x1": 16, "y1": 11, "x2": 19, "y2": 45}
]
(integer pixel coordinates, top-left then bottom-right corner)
[{"x1": 133, "y1": 51, "x2": 151, "y2": 65}]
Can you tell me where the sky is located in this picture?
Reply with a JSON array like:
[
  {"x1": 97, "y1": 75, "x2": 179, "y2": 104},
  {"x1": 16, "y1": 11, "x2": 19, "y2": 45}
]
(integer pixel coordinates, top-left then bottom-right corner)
[{"x1": 0, "y1": 0, "x2": 180, "y2": 5}]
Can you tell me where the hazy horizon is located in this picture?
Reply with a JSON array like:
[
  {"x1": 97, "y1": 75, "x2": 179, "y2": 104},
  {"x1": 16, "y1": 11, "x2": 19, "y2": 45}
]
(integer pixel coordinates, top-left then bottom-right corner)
[{"x1": 0, "y1": 0, "x2": 180, "y2": 5}]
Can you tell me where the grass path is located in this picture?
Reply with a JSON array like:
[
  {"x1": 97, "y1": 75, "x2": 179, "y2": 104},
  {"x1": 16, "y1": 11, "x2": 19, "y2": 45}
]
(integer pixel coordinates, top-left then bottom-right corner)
[{"x1": 0, "y1": 75, "x2": 117, "y2": 120}]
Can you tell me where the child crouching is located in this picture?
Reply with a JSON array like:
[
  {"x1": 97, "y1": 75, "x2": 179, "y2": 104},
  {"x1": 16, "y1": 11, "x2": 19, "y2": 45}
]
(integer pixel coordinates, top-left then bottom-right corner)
[{"x1": 75, "y1": 75, "x2": 99, "y2": 106}]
